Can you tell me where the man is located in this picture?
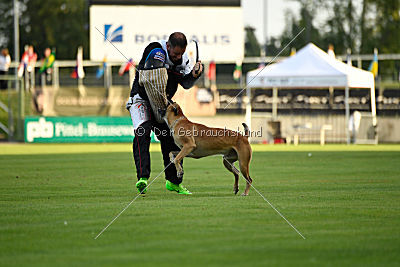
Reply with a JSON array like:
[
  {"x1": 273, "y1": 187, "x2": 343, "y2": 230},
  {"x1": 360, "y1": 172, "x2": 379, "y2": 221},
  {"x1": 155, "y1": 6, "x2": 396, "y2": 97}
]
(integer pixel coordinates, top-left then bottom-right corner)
[
  {"x1": 0, "y1": 48, "x2": 11, "y2": 90},
  {"x1": 126, "y1": 32, "x2": 203, "y2": 194}
]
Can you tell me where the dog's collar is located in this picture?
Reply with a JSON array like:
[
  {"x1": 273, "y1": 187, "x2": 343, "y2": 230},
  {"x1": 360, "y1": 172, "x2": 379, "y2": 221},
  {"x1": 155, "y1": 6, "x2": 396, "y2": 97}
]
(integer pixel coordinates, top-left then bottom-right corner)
[{"x1": 169, "y1": 117, "x2": 184, "y2": 132}]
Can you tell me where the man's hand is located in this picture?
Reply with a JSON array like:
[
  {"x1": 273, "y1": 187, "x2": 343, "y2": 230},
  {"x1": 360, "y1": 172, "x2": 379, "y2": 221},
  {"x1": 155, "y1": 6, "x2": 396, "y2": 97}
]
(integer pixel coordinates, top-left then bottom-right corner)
[{"x1": 192, "y1": 61, "x2": 203, "y2": 78}]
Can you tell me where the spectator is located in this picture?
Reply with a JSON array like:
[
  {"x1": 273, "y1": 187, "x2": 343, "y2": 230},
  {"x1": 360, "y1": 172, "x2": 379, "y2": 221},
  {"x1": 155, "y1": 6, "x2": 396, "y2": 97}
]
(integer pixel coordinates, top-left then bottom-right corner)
[
  {"x1": 0, "y1": 48, "x2": 11, "y2": 90},
  {"x1": 26, "y1": 45, "x2": 37, "y2": 91},
  {"x1": 40, "y1": 47, "x2": 55, "y2": 85}
]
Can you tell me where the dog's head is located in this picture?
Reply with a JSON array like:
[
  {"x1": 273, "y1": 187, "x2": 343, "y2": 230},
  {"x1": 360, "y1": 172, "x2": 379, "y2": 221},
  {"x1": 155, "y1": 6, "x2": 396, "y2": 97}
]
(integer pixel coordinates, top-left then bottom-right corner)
[{"x1": 160, "y1": 102, "x2": 184, "y2": 125}]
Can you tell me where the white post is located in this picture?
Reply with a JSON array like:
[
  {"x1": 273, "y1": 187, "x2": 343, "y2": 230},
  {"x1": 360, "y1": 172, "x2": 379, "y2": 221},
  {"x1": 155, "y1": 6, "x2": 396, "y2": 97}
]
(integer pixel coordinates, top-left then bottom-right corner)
[
  {"x1": 128, "y1": 67, "x2": 135, "y2": 89},
  {"x1": 272, "y1": 87, "x2": 278, "y2": 121},
  {"x1": 263, "y1": 0, "x2": 268, "y2": 58},
  {"x1": 106, "y1": 64, "x2": 112, "y2": 89},
  {"x1": 245, "y1": 85, "x2": 252, "y2": 140},
  {"x1": 204, "y1": 62, "x2": 210, "y2": 88},
  {"x1": 320, "y1": 125, "x2": 332, "y2": 146},
  {"x1": 345, "y1": 85, "x2": 350, "y2": 144},
  {"x1": 41, "y1": 73, "x2": 45, "y2": 88},
  {"x1": 103, "y1": 62, "x2": 107, "y2": 89},
  {"x1": 52, "y1": 62, "x2": 59, "y2": 89},
  {"x1": 370, "y1": 86, "x2": 377, "y2": 127},
  {"x1": 370, "y1": 85, "x2": 377, "y2": 144}
]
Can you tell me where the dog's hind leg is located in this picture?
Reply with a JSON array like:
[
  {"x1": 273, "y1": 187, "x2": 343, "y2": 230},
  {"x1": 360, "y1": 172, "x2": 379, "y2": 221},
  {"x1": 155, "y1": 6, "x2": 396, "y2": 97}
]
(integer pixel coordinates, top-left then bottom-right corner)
[
  {"x1": 239, "y1": 161, "x2": 252, "y2": 196},
  {"x1": 223, "y1": 150, "x2": 240, "y2": 194},
  {"x1": 237, "y1": 141, "x2": 253, "y2": 196}
]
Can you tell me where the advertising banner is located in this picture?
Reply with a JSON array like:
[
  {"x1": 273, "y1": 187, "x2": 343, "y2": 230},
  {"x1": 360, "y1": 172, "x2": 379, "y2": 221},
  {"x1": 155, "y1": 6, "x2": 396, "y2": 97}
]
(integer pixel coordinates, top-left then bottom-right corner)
[
  {"x1": 90, "y1": 5, "x2": 244, "y2": 62},
  {"x1": 24, "y1": 116, "x2": 159, "y2": 143}
]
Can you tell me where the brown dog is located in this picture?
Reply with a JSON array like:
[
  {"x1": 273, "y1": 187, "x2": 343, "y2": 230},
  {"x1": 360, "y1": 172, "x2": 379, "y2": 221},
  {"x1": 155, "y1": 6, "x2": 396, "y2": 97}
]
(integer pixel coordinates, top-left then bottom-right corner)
[{"x1": 162, "y1": 103, "x2": 253, "y2": 196}]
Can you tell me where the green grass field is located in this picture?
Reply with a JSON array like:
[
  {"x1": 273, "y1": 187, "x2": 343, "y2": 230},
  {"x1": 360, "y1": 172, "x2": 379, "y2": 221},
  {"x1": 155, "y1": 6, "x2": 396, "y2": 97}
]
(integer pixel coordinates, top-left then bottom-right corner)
[{"x1": 1, "y1": 144, "x2": 399, "y2": 266}]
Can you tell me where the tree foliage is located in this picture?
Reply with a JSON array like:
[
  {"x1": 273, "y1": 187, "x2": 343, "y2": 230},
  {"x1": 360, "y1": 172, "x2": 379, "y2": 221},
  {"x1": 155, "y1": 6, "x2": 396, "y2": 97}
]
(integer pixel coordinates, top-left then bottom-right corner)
[
  {"x1": 1, "y1": 0, "x2": 398, "y2": 61},
  {"x1": 272, "y1": 0, "x2": 399, "y2": 79},
  {"x1": 245, "y1": 26, "x2": 261, "y2": 57},
  {"x1": 0, "y1": 0, "x2": 88, "y2": 60},
  {"x1": 276, "y1": 0, "x2": 399, "y2": 56}
]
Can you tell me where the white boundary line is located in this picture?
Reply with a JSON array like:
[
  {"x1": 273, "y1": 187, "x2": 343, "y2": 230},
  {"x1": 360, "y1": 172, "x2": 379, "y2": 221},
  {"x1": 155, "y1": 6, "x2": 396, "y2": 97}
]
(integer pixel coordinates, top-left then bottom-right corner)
[
  {"x1": 223, "y1": 158, "x2": 306, "y2": 239},
  {"x1": 94, "y1": 162, "x2": 173, "y2": 239}
]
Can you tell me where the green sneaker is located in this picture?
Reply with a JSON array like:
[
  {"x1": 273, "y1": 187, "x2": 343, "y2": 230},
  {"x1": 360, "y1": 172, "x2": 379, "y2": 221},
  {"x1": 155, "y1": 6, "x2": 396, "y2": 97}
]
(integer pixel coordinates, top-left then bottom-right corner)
[
  {"x1": 136, "y1": 178, "x2": 148, "y2": 194},
  {"x1": 166, "y1": 180, "x2": 192, "y2": 195}
]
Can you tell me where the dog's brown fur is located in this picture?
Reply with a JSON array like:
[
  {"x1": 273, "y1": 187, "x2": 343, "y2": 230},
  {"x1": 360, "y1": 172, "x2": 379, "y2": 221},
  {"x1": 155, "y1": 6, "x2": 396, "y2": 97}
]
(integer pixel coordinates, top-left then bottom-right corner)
[{"x1": 164, "y1": 103, "x2": 253, "y2": 196}]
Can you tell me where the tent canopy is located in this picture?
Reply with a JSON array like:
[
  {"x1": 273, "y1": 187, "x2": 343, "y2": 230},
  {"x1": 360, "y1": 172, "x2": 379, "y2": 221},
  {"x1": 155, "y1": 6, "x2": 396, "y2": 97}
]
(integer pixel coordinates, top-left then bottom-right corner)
[
  {"x1": 247, "y1": 43, "x2": 374, "y2": 89},
  {"x1": 244, "y1": 43, "x2": 377, "y2": 144}
]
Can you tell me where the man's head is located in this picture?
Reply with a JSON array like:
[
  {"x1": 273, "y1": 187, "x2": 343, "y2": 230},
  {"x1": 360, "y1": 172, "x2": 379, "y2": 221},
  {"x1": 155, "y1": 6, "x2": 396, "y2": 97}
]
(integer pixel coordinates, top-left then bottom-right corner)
[
  {"x1": 1, "y1": 48, "x2": 8, "y2": 56},
  {"x1": 166, "y1": 32, "x2": 187, "y2": 65},
  {"x1": 44, "y1": 48, "x2": 51, "y2": 58}
]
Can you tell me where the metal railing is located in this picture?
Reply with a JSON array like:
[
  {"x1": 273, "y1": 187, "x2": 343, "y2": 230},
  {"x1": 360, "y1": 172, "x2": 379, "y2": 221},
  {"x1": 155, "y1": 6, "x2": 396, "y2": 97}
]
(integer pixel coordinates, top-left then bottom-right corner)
[
  {"x1": 5, "y1": 52, "x2": 400, "y2": 90},
  {"x1": 0, "y1": 75, "x2": 25, "y2": 141}
]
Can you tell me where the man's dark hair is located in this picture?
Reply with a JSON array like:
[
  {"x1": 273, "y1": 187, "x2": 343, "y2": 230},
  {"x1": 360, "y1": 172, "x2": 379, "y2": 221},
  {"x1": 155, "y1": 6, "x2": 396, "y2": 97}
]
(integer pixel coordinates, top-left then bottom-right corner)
[{"x1": 168, "y1": 32, "x2": 187, "y2": 48}]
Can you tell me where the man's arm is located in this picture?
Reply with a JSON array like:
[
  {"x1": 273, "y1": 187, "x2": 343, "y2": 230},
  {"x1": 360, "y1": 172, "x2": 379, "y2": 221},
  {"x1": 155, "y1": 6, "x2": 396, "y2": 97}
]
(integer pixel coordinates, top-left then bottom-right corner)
[
  {"x1": 137, "y1": 42, "x2": 163, "y2": 71},
  {"x1": 131, "y1": 42, "x2": 163, "y2": 92},
  {"x1": 180, "y1": 61, "x2": 203, "y2": 89}
]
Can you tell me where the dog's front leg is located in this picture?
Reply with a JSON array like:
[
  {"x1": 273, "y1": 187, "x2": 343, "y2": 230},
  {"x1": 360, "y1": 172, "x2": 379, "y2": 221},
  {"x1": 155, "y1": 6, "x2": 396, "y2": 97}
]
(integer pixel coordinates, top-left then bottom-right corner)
[{"x1": 171, "y1": 137, "x2": 196, "y2": 178}]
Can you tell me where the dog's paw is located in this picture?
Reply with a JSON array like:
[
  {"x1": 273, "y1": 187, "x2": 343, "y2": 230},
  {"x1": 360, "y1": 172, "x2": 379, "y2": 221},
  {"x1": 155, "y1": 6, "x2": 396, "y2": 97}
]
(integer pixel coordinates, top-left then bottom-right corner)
[
  {"x1": 240, "y1": 192, "x2": 248, "y2": 196},
  {"x1": 177, "y1": 170, "x2": 184, "y2": 178},
  {"x1": 169, "y1": 152, "x2": 176, "y2": 163},
  {"x1": 233, "y1": 187, "x2": 239, "y2": 195}
]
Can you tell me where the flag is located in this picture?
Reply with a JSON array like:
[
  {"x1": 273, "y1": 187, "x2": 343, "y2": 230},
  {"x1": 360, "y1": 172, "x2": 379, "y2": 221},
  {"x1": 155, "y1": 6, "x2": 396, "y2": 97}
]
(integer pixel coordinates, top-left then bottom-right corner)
[
  {"x1": 96, "y1": 56, "x2": 107, "y2": 79},
  {"x1": 233, "y1": 62, "x2": 242, "y2": 82},
  {"x1": 368, "y1": 48, "x2": 378, "y2": 78},
  {"x1": 17, "y1": 51, "x2": 29, "y2": 77},
  {"x1": 71, "y1": 46, "x2": 85, "y2": 79},
  {"x1": 327, "y1": 44, "x2": 335, "y2": 58},
  {"x1": 118, "y1": 58, "x2": 134, "y2": 76},
  {"x1": 207, "y1": 61, "x2": 216, "y2": 81},
  {"x1": 39, "y1": 50, "x2": 55, "y2": 74}
]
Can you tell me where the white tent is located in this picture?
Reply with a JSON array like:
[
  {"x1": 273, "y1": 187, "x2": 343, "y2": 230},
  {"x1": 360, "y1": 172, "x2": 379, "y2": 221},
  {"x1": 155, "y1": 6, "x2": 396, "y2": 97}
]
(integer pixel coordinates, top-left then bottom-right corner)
[{"x1": 245, "y1": 43, "x2": 377, "y2": 144}]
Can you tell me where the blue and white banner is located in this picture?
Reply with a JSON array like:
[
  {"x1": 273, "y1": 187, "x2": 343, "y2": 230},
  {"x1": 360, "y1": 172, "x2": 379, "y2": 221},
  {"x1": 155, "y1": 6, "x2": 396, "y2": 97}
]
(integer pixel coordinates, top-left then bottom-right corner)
[{"x1": 90, "y1": 5, "x2": 244, "y2": 63}]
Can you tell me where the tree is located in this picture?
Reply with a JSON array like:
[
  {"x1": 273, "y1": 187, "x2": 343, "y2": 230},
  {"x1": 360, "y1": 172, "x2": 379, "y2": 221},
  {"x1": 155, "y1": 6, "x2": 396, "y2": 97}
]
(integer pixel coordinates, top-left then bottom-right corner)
[
  {"x1": 244, "y1": 26, "x2": 261, "y2": 57},
  {"x1": 0, "y1": 0, "x2": 88, "y2": 60},
  {"x1": 280, "y1": 0, "x2": 399, "y2": 55},
  {"x1": 279, "y1": 4, "x2": 322, "y2": 56},
  {"x1": 370, "y1": 0, "x2": 400, "y2": 54},
  {"x1": 0, "y1": 0, "x2": 15, "y2": 49}
]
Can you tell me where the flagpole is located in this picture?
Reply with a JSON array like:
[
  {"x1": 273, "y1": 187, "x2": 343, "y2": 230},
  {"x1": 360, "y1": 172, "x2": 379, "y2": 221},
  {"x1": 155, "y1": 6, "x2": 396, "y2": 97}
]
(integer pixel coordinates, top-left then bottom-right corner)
[
  {"x1": 13, "y1": 0, "x2": 20, "y2": 91},
  {"x1": 345, "y1": 48, "x2": 351, "y2": 144},
  {"x1": 263, "y1": 0, "x2": 268, "y2": 60}
]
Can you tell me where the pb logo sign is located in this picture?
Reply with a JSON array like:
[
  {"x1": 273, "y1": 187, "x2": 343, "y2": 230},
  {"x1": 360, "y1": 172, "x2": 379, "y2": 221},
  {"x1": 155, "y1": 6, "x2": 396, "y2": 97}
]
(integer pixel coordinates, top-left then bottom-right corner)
[
  {"x1": 104, "y1": 24, "x2": 123, "y2": 42},
  {"x1": 26, "y1": 117, "x2": 54, "y2": 142}
]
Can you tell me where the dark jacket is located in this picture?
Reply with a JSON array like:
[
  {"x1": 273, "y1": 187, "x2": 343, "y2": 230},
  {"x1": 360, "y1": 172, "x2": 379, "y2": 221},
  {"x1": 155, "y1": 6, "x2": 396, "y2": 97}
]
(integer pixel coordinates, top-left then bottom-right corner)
[{"x1": 130, "y1": 41, "x2": 200, "y2": 101}]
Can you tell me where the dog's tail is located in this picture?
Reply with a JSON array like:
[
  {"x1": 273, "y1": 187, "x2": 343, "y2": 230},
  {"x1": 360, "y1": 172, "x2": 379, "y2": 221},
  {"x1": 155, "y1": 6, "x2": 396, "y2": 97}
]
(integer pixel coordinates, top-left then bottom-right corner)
[{"x1": 242, "y1": 123, "x2": 250, "y2": 138}]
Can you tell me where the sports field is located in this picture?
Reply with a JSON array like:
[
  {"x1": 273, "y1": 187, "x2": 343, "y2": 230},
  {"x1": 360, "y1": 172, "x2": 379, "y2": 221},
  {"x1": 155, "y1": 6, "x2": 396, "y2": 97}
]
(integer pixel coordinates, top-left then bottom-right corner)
[{"x1": 1, "y1": 143, "x2": 399, "y2": 266}]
